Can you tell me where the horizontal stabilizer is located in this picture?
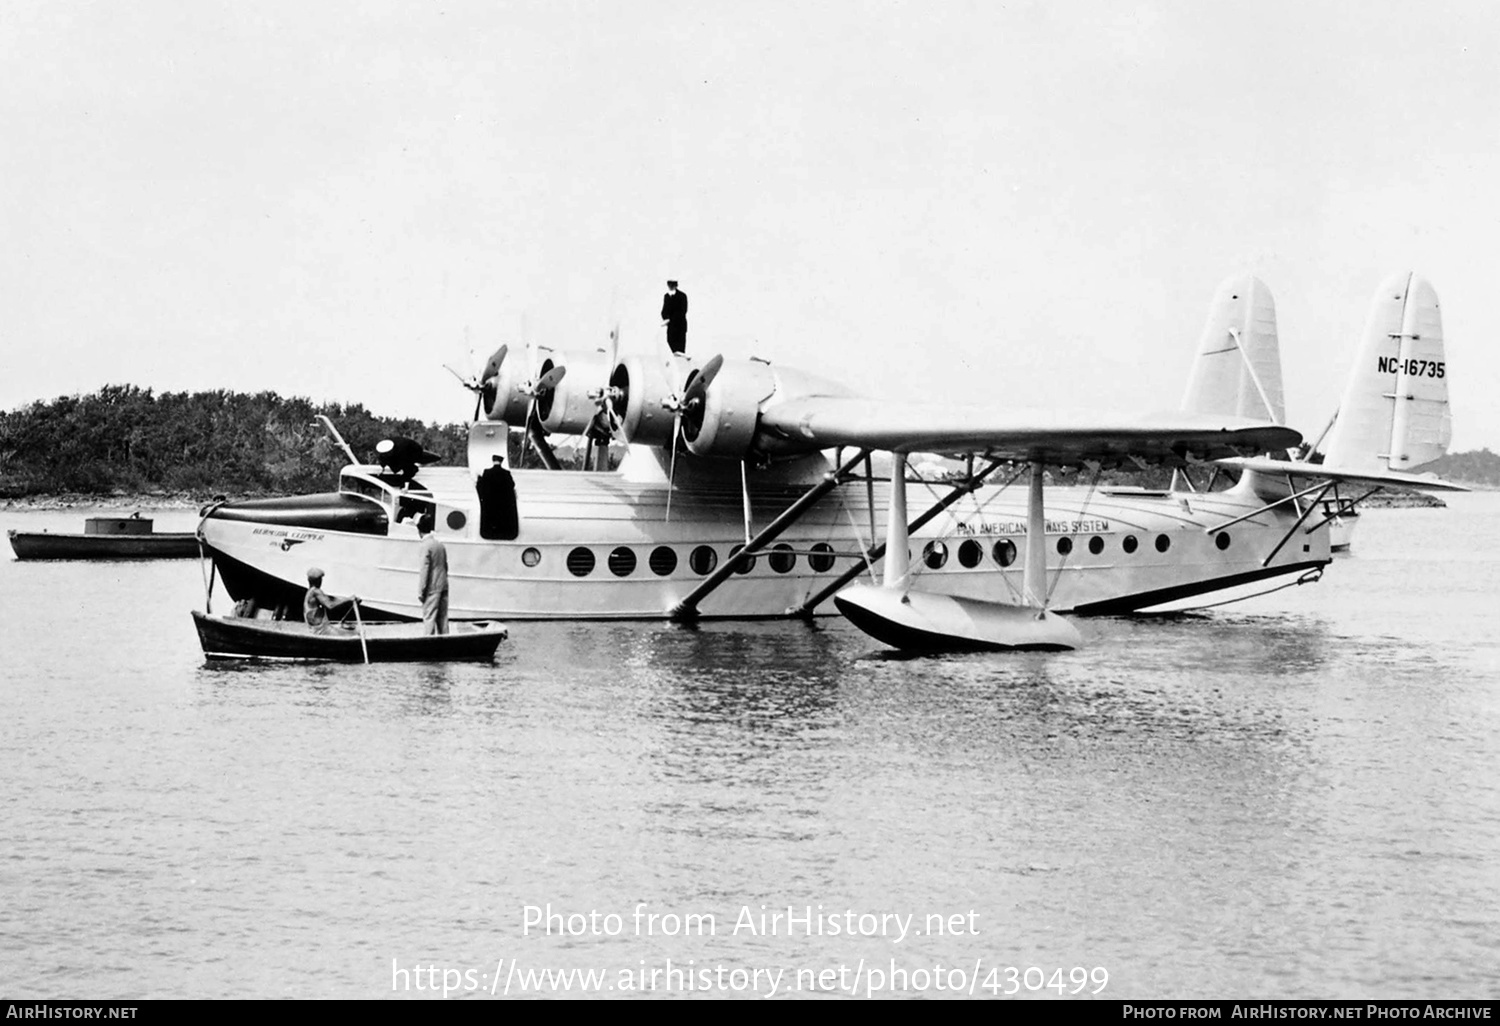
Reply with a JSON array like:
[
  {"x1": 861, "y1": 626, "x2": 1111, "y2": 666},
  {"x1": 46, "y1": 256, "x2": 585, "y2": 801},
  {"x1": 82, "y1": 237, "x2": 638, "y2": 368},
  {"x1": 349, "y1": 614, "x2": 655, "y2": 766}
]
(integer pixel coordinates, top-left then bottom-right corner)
[{"x1": 1218, "y1": 455, "x2": 1468, "y2": 493}]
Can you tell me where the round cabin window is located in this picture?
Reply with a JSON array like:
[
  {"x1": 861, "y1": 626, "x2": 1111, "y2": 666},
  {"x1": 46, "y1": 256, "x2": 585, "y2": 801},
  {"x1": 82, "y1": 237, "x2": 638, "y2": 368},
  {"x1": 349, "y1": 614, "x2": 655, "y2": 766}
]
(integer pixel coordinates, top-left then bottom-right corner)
[
  {"x1": 1122, "y1": 535, "x2": 1139, "y2": 554},
  {"x1": 446, "y1": 510, "x2": 467, "y2": 531},
  {"x1": 1088, "y1": 536, "x2": 1104, "y2": 555},
  {"x1": 566, "y1": 547, "x2": 595, "y2": 577},
  {"x1": 521, "y1": 547, "x2": 541, "y2": 568},
  {"x1": 648, "y1": 546, "x2": 678, "y2": 576},
  {"x1": 1056, "y1": 537, "x2": 1073, "y2": 556},
  {"x1": 923, "y1": 540, "x2": 948, "y2": 569},
  {"x1": 809, "y1": 542, "x2": 835, "y2": 572},
  {"x1": 958, "y1": 539, "x2": 983, "y2": 568},
  {"x1": 1215, "y1": 532, "x2": 1231, "y2": 551},
  {"x1": 993, "y1": 538, "x2": 1017, "y2": 567},
  {"x1": 608, "y1": 546, "x2": 636, "y2": 577},
  {"x1": 1155, "y1": 534, "x2": 1171, "y2": 553},
  {"x1": 769, "y1": 543, "x2": 796, "y2": 574},
  {"x1": 689, "y1": 546, "x2": 718, "y2": 575},
  {"x1": 729, "y1": 544, "x2": 755, "y2": 574}
]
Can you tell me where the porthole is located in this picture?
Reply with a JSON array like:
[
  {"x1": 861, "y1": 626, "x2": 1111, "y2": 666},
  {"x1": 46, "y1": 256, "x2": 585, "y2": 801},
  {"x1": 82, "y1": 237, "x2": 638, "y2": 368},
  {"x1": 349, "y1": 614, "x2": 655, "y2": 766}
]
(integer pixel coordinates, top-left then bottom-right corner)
[
  {"x1": 689, "y1": 545, "x2": 718, "y2": 575},
  {"x1": 923, "y1": 540, "x2": 949, "y2": 569},
  {"x1": 993, "y1": 538, "x2": 1017, "y2": 567},
  {"x1": 446, "y1": 510, "x2": 467, "y2": 531},
  {"x1": 728, "y1": 544, "x2": 754, "y2": 574},
  {"x1": 566, "y1": 547, "x2": 595, "y2": 577},
  {"x1": 809, "y1": 542, "x2": 835, "y2": 572},
  {"x1": 1056, "y1": 537, "x2": 1073, "y2": 556},
  {"x1": 1122, "y1": 535, "x2": 1139, "y2": 554},
  {"x1": 1088, "y1": 536, "x2": 1104, "y2": 555},
  {"x1": 958, "y1": 539, "x2": 983, "y2": 568},
  {"x1": 1155, "y1": 534, "x2": 1171, "y2": 553},
  {"x1": 608, "y1": 546, "x2": 637, "y2": 577},
  {"x1": 648, "y1": 546, "x2": 678, "y2": 576},
  {"x1": 521, "y1": 547, "x2": 541, "y2": 568},
  {"x1": 769, "y1": 543, "x2": 796, "y2": 574},
  {"x1": 1215, "y1": 532, "x2": 1231, "y2": 551}
]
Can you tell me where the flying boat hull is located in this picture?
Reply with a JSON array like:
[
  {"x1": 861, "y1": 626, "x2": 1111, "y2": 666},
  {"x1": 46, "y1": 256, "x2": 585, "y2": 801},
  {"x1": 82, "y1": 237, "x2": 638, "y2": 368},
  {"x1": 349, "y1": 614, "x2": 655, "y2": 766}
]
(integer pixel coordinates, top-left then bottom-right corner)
[{"x1": 196, "y1": 454, "x2": 1331, "y2": 623}]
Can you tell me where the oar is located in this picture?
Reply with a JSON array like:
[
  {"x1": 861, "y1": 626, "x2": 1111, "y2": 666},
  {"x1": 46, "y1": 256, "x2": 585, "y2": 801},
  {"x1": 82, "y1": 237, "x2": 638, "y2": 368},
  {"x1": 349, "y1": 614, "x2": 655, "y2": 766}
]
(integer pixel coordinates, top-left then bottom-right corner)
[{"x1": 351, "y1": 599, "x2": 370, "y2": 664}]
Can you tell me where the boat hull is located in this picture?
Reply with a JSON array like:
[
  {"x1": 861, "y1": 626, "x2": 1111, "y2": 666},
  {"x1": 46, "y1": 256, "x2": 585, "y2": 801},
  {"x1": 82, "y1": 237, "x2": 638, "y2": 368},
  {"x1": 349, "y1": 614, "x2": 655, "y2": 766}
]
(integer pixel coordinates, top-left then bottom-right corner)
[
  {"x1": 8, "y1": 530, "x2": 200, "y2": 560},
  {"x1": 191, "y1": 611, "x2": 507, "y2": 662}
]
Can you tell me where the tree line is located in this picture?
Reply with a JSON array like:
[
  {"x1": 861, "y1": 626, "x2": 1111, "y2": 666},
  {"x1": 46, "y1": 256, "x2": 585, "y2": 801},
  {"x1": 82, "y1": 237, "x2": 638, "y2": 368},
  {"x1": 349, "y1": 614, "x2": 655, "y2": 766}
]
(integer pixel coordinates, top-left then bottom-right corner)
[
  {"x1": 0, "y1": 385, "x2": 468, "y2": 498},
  {"x1": 2, "y1": 384, "x2": 1496, "y2": 499}
]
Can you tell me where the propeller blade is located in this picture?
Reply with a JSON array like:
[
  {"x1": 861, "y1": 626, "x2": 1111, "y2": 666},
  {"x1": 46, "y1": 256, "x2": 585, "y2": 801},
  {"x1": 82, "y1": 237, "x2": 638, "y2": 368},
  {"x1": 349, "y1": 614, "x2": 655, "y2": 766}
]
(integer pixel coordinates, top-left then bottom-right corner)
[
  {"x1": 536, "y1": 364, "x2": 566, "y2": 392},
  {"x1": 480, "y1": 345, "x2": 508, "y2": 383},
  {"x1": 694, "y1": 354, "x2": 724, "y2": 392},
  {"x1": 677, "y1": 354, "x2": 723, "y2": 443},
  {"x1": 666, "y1": 412, "x2": 681, "y2": 523}
]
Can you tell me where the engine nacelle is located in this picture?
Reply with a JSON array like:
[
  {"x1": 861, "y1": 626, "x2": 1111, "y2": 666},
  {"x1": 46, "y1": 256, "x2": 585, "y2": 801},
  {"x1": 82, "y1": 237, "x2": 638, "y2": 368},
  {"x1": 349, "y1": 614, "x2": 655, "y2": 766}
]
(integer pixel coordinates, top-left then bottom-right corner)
[
  {"x1": 682, "y1": 358, "x2": 778, "y2": 459},
  {"x1": 607, "y1": 355, "x2": 699, "y2": 448},
  {"x1": 480, "y1": 347, "x2": 534, "y2": 424},
  {"x1": 536, "y1": 349, "x2": 614, "y2": 436}
]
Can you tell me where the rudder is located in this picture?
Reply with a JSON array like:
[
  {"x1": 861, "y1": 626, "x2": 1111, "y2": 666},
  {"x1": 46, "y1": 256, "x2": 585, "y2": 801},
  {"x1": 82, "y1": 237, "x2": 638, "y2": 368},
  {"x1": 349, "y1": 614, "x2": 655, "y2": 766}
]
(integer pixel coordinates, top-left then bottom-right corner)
[
  {"x1": 1321, "y1": 272, "x2": 1451, "y2": 473},
  {"x1": 1180, "y1": 273, "x2": 1285, "y2": 424}
]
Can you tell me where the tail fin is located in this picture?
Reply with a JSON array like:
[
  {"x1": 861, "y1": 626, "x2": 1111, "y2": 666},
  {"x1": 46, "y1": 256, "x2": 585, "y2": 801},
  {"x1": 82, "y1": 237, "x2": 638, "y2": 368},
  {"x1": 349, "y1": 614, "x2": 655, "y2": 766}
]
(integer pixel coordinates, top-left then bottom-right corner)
[
  {"x1": 1321, "y1": 272, "x2": 1451, "y2": 473},
  {"x1": 1180, "y1": 273, "x2": 1285, "y2": 424}
]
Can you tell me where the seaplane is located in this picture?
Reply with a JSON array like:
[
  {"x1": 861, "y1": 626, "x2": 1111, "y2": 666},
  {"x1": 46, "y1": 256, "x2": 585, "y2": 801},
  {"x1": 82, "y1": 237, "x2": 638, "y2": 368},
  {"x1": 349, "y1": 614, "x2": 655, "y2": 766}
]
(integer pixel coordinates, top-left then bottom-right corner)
[{"x1": 196, "y1": 271, "x2": 1462, "y2": 651}]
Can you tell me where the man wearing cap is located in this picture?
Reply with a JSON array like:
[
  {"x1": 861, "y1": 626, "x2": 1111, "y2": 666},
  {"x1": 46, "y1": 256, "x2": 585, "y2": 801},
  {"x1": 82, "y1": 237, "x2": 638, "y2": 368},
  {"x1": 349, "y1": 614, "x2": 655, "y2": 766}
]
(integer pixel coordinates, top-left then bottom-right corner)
[
  {"x1": 416, "y1": 513, "x2": 450, "y2": 635},
  {"x1": 303, "y1": 567, "x2": 359, "y2": 633},
  {"x1": 476, "y1": 454, "x2": 519, "y2": 540},
  {"x1": 660, "y1": 279, "x2": 688, "y2": 354}
]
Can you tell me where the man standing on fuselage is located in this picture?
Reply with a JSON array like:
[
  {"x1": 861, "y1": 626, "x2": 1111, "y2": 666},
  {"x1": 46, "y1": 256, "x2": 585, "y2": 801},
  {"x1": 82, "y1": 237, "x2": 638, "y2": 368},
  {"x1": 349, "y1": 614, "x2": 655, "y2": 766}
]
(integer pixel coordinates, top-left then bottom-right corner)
[{"x1": 660, "y1": 279, "x2": 688, "y2": 354}]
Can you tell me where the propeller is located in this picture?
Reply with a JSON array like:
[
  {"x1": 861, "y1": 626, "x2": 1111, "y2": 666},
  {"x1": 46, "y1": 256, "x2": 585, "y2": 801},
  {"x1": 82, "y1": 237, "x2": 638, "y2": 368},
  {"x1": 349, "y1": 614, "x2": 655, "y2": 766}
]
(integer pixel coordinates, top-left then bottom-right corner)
[
  {"x1": 659, "y1": 354, "x2": 723, "y2": 519},
  {"x1": 445, "y1": 344, "x2": 508, "y2": 420},
  {"x1": 516, "y1": 354, "x2": 566, "y2": 468},
  {"x1": 583, "y1": 323, "x2": 627, "y2": 470}
]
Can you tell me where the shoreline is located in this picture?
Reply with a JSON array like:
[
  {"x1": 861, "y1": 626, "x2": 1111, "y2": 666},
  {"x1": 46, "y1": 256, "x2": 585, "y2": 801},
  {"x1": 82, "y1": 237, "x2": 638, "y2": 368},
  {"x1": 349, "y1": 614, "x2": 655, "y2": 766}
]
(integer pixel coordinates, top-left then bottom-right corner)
[{"x1": 1, "y1": 493, "x2": 246, "y2": 512}]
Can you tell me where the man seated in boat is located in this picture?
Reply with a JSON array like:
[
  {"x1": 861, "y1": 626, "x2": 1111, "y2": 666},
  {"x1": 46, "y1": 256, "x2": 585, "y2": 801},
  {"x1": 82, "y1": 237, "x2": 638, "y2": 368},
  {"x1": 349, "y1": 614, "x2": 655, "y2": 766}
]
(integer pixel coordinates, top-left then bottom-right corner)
[{"x1": 303, "y1": 567, "x2": 361, "y2": 634}]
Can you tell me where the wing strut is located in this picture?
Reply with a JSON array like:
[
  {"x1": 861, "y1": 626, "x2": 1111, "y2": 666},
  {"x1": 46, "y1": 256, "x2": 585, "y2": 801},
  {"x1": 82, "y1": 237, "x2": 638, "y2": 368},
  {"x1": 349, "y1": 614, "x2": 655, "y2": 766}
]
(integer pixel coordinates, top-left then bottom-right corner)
[
  {"x1": 832, "y1": 453, "x2": 1082, "y2": 651},
  {"x1": 668, "y1": 449, "x2": 871, "y2": 621},
  {"x1": 1304, "y1": 485, "x2": 1380, "y2": 535},
  {"x1": 882, "y1": 454, "x2": 910, "y2": 588},
  {"x1": 1258, "y1": 482, "x2": 1333, "y2": 568},
  {"x1": 790, "y1": 456, "x2": 1012, "y2": 617},
  {"x1": 1023, "y1": 461, "x2": 1046, "y2": 607}
]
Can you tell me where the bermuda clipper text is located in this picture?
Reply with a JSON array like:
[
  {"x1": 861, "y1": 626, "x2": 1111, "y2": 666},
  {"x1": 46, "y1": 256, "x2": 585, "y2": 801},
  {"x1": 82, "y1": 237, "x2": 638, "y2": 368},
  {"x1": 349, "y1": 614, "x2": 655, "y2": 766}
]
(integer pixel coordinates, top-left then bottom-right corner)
[{"x1": 391, "y1": 958, "x2": 1107, "y2": 997}]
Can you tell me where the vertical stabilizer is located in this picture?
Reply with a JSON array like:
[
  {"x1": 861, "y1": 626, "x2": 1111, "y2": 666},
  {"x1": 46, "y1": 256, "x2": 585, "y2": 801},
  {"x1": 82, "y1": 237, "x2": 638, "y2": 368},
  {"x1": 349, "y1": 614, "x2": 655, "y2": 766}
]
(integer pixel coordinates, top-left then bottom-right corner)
[
  {"x1": 1180, "y1": 274, "x2": 1285, "y2": 424},
  {"x1": 1321, "y1": 273, "x2": 1451, "y2": 472}
]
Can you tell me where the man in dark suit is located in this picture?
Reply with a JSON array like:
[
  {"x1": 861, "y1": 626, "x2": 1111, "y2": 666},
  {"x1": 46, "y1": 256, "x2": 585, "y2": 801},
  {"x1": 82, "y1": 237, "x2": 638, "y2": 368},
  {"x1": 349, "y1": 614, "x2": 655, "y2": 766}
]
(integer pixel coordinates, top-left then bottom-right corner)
[
  {"x1": 476, "y1": 455, "x2": 519, "y2": 540},
  {"x1": 660, "y1": 279, "x2": 688, "y2": 354}
]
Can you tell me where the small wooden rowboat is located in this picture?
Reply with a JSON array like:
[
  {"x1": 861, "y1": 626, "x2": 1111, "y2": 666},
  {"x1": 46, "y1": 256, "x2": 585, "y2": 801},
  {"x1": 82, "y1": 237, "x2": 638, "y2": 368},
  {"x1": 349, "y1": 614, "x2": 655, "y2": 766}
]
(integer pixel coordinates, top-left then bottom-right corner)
[
  {"x1": 8, "y1": 515, "x2": 198, "y2": 560},
  {"x1": 191, "y1": 611, "x2": 508, "y2": 663}
]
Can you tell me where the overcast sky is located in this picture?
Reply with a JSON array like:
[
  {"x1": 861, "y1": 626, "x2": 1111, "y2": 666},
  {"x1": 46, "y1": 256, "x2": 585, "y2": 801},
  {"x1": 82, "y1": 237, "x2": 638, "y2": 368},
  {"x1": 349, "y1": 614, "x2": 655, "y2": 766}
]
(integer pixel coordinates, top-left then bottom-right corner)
[{"x1": 3, "y1": 0, "x2": 1496, "y2": 450}]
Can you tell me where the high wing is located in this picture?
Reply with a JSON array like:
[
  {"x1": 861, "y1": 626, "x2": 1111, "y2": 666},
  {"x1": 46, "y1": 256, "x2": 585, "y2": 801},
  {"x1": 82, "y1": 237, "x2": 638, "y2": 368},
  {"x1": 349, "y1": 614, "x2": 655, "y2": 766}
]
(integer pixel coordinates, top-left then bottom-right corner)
[{"x1": 757, "y1": 397, "x2": 1302, "y2": 464}]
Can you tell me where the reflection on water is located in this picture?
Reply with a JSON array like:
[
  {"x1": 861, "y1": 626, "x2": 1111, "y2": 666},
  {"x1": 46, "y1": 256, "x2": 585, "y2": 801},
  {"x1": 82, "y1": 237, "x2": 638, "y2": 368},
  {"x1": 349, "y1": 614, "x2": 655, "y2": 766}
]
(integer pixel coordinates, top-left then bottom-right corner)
[{"x1": 1, "y1": 500, "x2": 1498, "y2": 998}]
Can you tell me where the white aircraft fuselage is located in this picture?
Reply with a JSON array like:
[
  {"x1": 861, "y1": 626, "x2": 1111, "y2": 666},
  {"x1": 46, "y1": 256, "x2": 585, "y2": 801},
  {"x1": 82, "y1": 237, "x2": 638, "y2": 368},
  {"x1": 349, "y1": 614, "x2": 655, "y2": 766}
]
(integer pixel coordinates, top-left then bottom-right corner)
[{"x1": 198, "y1": 443, "x2": 1330, "y2": 623}]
